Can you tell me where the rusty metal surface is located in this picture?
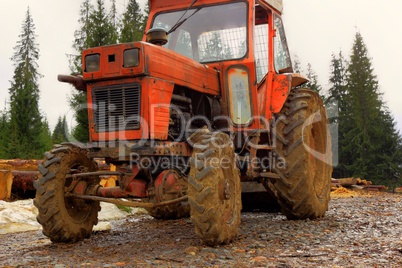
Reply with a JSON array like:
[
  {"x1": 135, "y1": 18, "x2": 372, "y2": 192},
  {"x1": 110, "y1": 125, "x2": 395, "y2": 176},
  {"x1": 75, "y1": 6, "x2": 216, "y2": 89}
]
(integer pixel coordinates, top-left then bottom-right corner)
[
  {"x1": 135, "y1": 141, "x2": 192, "y2": 157},
  {"x1": 72, "y1": 171, "x2": 122, "y2": 179},
  {"x1": 67, "y1": 193, "x2": 188, "y2": 209},
  {"x1": 58, "y1": 75, "x2": 86, "y2": 90},
  {"x1": 96, "y1": 179, "x2": 148, "y2": 198}
]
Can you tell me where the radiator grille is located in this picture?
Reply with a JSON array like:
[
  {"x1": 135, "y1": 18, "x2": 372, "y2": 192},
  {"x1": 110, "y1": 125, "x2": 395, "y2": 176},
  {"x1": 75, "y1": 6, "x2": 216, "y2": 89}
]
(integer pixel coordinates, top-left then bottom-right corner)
[{"x1": 93, "y1": 84, "x2": 141, "y2": 132}]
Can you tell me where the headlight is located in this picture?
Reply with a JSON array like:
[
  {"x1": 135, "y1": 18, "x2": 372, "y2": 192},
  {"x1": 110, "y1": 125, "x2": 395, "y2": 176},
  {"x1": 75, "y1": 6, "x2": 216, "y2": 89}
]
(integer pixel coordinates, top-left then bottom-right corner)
[
  {"x1": 85, "y1": 54, "x2": 100, "y2": 72},
  {"x1": 123, "y1": 49, "x2": 140, "y2": 68}
]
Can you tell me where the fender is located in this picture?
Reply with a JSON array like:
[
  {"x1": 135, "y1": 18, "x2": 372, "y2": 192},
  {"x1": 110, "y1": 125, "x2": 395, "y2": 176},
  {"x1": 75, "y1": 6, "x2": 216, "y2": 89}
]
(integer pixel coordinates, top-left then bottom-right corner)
[{"x1": 270, "y1": 73, "x2": 308, "y2": 114}]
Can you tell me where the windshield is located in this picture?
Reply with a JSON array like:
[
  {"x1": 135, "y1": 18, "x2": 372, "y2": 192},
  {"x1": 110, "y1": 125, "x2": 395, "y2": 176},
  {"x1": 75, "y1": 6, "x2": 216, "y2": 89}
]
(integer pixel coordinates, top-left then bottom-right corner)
[
  {"x1": 152, "y1": 2, "x2": 248, "y2": 63},
  {"x1": 274, "y1": 14, "x2": 292, "y2": 73}
]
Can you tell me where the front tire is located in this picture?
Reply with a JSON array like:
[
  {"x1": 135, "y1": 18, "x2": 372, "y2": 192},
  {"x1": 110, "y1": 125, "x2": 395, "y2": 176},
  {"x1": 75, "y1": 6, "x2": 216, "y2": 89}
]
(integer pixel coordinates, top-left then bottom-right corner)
[
  {"x1": 34, "y1": 144, "x2": 100, "y2": 243},
  {"x1": 188, "y1": 131, "x2": 241, "y2": 246},
  {"x1": 271, "y1": 89, "x2": 332, "y2": 220}
]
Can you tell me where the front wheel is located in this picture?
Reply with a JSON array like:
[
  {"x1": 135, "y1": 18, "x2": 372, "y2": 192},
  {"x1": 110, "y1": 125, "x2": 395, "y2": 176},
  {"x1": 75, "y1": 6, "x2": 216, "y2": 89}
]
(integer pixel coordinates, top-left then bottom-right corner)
[
  {"x1": 34, "y1": 144, "x2": 100, "y2": 243},
  {"x1": 188, "y1": 131, "x2": 241, "y2": 246},
  {"x1": 271, "y1": 89, "x2": 332, "y2": 220}
]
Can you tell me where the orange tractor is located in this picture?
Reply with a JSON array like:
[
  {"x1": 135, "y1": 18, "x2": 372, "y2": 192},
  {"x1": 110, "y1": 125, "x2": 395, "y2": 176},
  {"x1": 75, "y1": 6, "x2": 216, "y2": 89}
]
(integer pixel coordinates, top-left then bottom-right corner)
[{"x1": 34, "y1": 0, "x2": 332, "y2": 246}]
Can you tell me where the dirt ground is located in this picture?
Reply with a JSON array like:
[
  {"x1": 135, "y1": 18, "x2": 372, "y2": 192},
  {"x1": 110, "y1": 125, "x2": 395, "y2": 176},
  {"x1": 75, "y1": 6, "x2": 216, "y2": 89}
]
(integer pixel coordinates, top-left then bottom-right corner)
[{"x1": 1, "y1": 191, "x2": 402, "y2": 267}]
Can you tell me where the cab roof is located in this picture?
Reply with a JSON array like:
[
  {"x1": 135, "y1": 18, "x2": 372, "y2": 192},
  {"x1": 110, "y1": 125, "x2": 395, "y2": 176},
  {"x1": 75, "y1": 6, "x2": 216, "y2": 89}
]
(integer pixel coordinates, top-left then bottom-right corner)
[{"x1": 149, "y1": 0, "x2": 283, "y2": 14}]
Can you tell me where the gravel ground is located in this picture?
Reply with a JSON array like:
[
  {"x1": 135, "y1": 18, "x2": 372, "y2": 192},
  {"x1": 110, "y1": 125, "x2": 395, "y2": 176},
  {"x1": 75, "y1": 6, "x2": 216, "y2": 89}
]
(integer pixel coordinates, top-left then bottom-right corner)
[{"x1": 0, "y1": 191, "x2": 401, "y2": 267}]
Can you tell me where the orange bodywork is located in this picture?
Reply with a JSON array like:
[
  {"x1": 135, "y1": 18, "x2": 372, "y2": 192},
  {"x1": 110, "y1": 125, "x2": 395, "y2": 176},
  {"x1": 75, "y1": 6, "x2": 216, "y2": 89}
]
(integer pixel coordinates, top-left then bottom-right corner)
[
  {"x1": 79, "y1": 0, "x2": 300, "y2": 143},
  {"x1": 84, "y1": 42, "x2": 220, "y2": 141}
]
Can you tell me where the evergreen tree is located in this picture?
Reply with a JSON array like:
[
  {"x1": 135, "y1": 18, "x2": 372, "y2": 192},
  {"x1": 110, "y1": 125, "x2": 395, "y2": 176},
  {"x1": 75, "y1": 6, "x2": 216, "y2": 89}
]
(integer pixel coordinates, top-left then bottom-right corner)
[
  {"x1": 142, "y1": 2, "x2": 150, "y2": 32},
  {"x1": 338, "y1": 32, "x2": 402, "y2": 186},
  {"x1": 70, "y1": 0, "x2": 118, "y2": 142},
  {"x1": 40, "y1": 119, "x2": 53, "y2": 152},
  {"x1": 109, "y1": 0, "x2": 120, "y2": 44},
  {"x1": 52, "y1": 116, "x2": 69, "y2": 144},
  {"x1": 69, "y1": 90, "x2": 90, "y2": 142},
  {"x1": 72, "y1": 0, "x2": 94, "y2": 74},
  {"x1": 120, "y1": 0, "x2": 144, "y2": 43},
  {"x1": 304, "y1": 63, "x2": 322, "y2": 95},
  {"x1": 7, "y1": 8, "x2": 50, "y2": 158},
  {"x1": 292, "y1": 54, "x2": 302, "y2": 74},
  {"x1": 90, "y1": 0, "x2": 118, "y2": 46},
  {"x1": 70, "y1": 0, "x2": 94, "y2": 142},
  {"x1": 327, "y1": 51, "x2": 348, "y2": 177},
  {"x1": 327, "y1": 51, "x2": 348, "y2": 105},
  {"x1": 0, "y1": 110, "x2": 8, "y2": 159}
]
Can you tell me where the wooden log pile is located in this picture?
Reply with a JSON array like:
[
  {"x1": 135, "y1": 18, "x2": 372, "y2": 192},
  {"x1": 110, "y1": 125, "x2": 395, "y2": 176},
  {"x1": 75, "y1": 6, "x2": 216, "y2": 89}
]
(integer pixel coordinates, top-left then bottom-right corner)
[
  {"x1": 331, "y1": 177, "x2": 387, "y2": 192},
  {"x1": 0, "y1": 159, "x2": 117, "y2": 201},
  {"x1": 0, "y1": 160, "x2": 40, "y2": 200}
]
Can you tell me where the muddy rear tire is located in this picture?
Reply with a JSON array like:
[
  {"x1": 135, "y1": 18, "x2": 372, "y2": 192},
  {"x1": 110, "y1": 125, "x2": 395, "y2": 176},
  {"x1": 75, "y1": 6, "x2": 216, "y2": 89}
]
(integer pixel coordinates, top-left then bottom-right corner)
[
  {"x1": 271, "y1": 89, "x2": 332, "y2": 220},
  {"x1": 188, "y1": 131, "x2": 241, "y2": 246},
  {"x1": 146, "y1": 203, "x2": 190, "y2": 220},
  {"x1": 146, "y1": 170, "x2": 190, "y2": 220},
  {"x1": 34, "y1": 144, "x2": 100, "y2": 243}
]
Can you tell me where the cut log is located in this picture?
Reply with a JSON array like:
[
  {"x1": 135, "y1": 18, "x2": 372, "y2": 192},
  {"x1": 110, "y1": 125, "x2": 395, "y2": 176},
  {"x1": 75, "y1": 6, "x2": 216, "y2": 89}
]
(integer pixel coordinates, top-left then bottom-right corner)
[
  {"x1": 356, "y1": 178, "x2": 372, "y2": 185},
  {"x1": 363, "y1": 185, "x2": 387, "y2": 192},
  {"x1": 0, "y1": 159, "x2": 116, "y2": 200},
  {"x1": 0, "y1": 160, "x2": 41, "y2": 171},
  {"x1": 336, "y1": 178, "x2": 358, "y2": 187},
  {"x1": 11, "y1": 171, "x2": 39, "y2": 193},
  {"x1": 0, "y1": 170, "x2": 13, "y2": 200}
]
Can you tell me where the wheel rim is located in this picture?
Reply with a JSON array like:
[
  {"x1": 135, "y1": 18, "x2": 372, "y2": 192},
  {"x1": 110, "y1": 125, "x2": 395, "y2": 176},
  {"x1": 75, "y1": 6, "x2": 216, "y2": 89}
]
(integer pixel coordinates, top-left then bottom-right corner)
[
  {"x1": 307, "y1": 110, "x2": 327, "y2": 200},
  {"x1": 64, "y1": 163, "x2": 94, "y2": 223},
  {"x1": 220, "y1": 171, "x2": 236, "y2": 225}
]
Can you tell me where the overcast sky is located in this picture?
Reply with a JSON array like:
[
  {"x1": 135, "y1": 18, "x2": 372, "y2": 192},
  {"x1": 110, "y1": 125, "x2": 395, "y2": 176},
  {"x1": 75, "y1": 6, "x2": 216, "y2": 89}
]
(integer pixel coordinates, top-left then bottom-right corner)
[{"x1": 0, "y1": 0, "x2": 401, "y2": 133}]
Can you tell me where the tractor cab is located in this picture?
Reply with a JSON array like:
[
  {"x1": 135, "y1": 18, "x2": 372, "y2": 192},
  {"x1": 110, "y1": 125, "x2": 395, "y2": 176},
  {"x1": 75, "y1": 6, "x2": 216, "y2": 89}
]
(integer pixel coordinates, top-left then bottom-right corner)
[{"x1": 146, "y1": 0, "x2": 300, "y2": 127}]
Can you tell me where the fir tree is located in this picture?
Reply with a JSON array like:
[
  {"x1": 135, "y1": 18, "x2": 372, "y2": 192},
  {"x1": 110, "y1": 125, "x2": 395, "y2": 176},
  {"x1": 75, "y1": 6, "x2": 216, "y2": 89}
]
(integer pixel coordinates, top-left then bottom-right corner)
[
  {"x1": 52, "y1": 116, "x2": 69, "y2": 144},
  {"x1": 292, "y1": 54, "x2": 302, "y2": 74},
  {"x1": 69, "y1": 89, "x2": 89, "y2": 143},
  {"x1": 327, "y1": 51, "x2": 348, "y2": 105},
  {"x1": 0, "y1": 110, "x2": 8, "y2": 159},
  {"x1": 142, "y1": 2, "x2": 150, "y2": 32},
  {"x1": 70, "y1": 0, "x2": 94, "y2": 142},
  {"x1": 327, "y1": 51, "x2": 348, "y2": 177},
  {"x1": 304, "y1": 63, "x2": 322, "y2": 96},
  {"x1": 40, "y1": 119, "x2": 53, "y2": 152},
  {"x1": 120, "y1": 0, "x2": 144, "y2": 43},
  {"x1": 339, "y1": 32, "x2": 402, "y2": 185},
  {"x1": 70, "y1": 0, "x2": 118, "y2": 142},
  {"x1": 109, "y1": 0, "x2": 120, "y2": 44},
  {"x1": 90, "y1": 0, "x2": 118, "y2": 46},
  {"x1": 7, "y1": 7, "x2": 50, "y2": 158},
  {"x1": 72, "y1": 0, "x2": 94, "y2": 74}
]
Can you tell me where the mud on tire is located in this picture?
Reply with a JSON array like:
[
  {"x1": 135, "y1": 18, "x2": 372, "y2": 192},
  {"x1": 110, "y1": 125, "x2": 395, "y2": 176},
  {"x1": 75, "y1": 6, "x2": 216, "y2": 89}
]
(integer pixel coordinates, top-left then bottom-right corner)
[
  {"x1": 188, "y1": 131, "x2": 241, "y2": 246},
  {"x1": 34, "y1": 144, "x2": 100, "y2": 243},
  {"x1": 145, "y1": 170, "x2": 190, "y2": 220},
  {"x1": 145, "y1": 201, "x2": 190, "y2": 220},
  {"x1": 270, "y1": 88, "x2": 332, "y2": 220}
]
